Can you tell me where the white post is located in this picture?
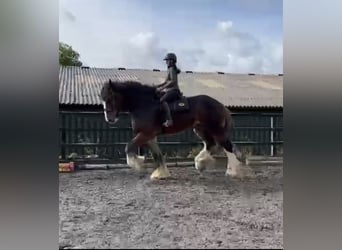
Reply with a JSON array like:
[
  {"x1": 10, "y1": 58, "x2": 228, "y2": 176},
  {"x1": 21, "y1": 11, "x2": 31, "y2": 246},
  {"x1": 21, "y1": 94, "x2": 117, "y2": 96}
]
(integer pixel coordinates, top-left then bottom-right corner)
[{"x1": 270, "y1": 116, "x2": 274, "y2": 156}]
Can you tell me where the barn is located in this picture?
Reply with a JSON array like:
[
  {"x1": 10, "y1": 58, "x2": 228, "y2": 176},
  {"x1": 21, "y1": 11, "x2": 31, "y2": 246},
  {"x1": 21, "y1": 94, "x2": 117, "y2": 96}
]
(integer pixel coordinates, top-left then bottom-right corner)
[{"x1": 59, "y1": 66, "x2": 283, "y2": 163}]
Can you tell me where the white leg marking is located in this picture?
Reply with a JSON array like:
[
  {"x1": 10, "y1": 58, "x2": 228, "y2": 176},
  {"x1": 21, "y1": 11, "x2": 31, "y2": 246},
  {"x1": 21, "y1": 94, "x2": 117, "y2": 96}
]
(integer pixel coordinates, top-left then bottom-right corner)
[
  {"x1": 148, "y1": 139, "x2": 170, "y2": 180},
  {"x1": 102, "y1": 102, "x2": 108, "y2": 122},
  {"x1": 225, "y1": 151, "x2": 240, "y2": 177},
  {"x1": 195, "y1": 143, "x2": 215, "y2": 171},
  {"x1": 225, "y1": 150, "x2": 255, "y2": 179},
  {"x1": 151, "y1": 164, "x2": 171, "y2": 180},
  {"x1": 126, "y1": 154, "x2": 145, "y2": 171}
]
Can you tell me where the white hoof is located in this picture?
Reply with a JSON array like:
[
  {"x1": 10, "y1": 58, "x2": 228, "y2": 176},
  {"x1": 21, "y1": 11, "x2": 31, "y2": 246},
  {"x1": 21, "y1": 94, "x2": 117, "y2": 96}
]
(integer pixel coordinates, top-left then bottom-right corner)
[
  {"x1": 195, "y1": 150, "x2": 215, "y2": 171},
  {"x1": 195, "y1": 159, "x2": 206, "y2": 172},
  {"x1": 150, "y1": 166, "x2": 171, "y2": 180},
  {"x1": 224, "y1": 151, "x2": 255, "y2": 180},
  {"x1": 226, "y1": 163, "x2": 256, "y2": 180},
  {"x1": 127, "y1": 154, "x2": 145, "y2": 171},
  {"x1": 225, "y1": 165, "x2": 237, "y2": 177},
  {"x1": 136, "y1": 155, "x2": 145, "y2": 165}
]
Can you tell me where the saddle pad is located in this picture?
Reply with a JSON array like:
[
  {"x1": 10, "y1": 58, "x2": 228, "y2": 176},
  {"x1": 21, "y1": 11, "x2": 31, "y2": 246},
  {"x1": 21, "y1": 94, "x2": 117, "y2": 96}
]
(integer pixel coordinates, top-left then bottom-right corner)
[{"x1": 170, "y1": 97, "x2": 189, "y2": 112}]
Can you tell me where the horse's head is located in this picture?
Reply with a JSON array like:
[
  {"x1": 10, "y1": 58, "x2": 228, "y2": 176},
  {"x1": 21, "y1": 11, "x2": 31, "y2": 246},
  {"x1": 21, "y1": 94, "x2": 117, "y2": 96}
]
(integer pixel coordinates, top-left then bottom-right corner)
[
  {"x1": 100, "y1": 79, "x2": 161, "y2": 124},
  {"x1": 100, "y1": 79, "x2": 124, "y2": 125}
]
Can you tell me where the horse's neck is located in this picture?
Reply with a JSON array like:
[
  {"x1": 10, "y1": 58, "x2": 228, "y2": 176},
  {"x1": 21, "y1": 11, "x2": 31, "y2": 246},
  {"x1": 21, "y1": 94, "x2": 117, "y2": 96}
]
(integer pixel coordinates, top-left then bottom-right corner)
[{"x1": 125, "y1": 95, "x2": 158, "y2": 113}]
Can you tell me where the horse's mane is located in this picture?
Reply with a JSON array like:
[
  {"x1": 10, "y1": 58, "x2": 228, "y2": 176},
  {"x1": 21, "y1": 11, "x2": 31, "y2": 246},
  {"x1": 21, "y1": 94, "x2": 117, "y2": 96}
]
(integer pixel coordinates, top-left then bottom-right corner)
[
  {"x1": 107, "y1": 80, "x2": 158, "y2": 104},
  {"x1": 114, "y1": 80, "x2": 157, "y2": 95}
]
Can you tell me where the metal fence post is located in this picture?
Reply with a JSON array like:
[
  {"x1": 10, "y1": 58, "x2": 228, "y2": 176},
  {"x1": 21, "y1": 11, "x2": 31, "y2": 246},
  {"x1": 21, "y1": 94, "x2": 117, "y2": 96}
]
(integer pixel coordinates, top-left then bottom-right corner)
[
  {"x1": 270, "y1": 115, "x2": 274, "y2": 156},
  {"x1": 61, "y1": 113, "x2": 66, "y2": 159}
]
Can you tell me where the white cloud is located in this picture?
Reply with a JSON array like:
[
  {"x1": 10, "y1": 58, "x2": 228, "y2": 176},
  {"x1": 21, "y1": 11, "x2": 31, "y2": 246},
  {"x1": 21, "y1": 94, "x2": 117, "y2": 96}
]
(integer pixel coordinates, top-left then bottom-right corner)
[
  {"x1": 217, "y1": 21, "x2": 233, "y2": 33},
  {"x1": 121, "y1": 32, "x2": 168, "y2": 69},
  {"x1": 129, "y1": 32, "x2": 156, "y2": 48},
  {"x1": 59, "y1": 1, "x2": 282, "y2": 74},
  {"x1": 179, "y1": 20, "x2": 283, "y2": 74}
]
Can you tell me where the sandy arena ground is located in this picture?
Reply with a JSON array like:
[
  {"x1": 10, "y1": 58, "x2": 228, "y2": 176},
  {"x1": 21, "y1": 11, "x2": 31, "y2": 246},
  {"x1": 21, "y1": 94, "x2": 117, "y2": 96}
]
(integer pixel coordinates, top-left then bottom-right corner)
[{"x1": 59, "y1": 164, "x2": 283, "y2": 249}]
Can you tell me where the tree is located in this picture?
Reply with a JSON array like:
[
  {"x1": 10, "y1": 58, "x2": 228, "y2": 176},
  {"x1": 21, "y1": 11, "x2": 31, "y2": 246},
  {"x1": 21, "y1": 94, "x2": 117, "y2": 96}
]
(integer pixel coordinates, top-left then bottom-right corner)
[{"x1": 59, "y1": 42, "x2": 83, "y2": 66}]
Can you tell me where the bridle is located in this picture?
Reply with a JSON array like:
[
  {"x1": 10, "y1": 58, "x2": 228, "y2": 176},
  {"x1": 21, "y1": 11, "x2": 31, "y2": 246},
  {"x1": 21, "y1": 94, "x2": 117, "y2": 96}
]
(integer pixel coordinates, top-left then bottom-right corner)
[{"x1": 102, "y1": 100, "x2": 119, "y2": 124}]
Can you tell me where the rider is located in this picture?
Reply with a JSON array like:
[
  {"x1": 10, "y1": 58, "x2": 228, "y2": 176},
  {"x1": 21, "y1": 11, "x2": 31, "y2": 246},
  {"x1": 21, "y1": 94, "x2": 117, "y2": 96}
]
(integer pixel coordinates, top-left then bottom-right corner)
[{"x1": 156, "y1": 52, "x2": 182, "y2": 127}]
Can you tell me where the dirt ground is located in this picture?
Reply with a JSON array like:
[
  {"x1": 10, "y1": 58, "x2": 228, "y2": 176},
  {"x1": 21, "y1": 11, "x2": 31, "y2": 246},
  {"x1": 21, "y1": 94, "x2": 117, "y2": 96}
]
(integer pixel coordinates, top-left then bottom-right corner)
[{"x1": 59, "y1": 164, "x2": 283, "y2": 249}]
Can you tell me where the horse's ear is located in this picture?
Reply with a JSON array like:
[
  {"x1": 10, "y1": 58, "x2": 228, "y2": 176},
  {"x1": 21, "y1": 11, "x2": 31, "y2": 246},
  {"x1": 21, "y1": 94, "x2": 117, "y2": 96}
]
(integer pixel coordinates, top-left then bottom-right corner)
[{"x1": 108, "y1": 78, "x2": 116, "y2": 90}]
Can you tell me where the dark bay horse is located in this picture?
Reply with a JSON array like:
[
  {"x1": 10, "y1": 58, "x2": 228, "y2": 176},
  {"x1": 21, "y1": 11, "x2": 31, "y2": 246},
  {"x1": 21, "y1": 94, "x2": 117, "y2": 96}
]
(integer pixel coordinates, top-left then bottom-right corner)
[{"x1": 100, "y1": 79, "x2": 254, "y2": 180}]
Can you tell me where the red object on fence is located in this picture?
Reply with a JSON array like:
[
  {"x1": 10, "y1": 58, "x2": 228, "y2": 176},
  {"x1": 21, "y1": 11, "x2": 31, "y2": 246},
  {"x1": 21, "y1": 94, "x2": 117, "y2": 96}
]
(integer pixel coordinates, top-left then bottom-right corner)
[{"x1": 59, "y1": 162, "x2": 75, "y2": 172}]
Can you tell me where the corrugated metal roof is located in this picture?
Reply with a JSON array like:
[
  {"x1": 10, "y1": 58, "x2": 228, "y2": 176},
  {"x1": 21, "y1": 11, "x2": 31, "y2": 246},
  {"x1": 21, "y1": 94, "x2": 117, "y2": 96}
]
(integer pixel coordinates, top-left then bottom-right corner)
[{"x1": 59, "y1": 66, "x2": 283, "y2": 108}]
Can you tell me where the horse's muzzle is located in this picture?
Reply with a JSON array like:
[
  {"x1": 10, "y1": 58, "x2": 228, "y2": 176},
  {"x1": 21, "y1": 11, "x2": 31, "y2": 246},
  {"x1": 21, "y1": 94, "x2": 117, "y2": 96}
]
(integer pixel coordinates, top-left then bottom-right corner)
[
  {"x1": 102, "y1": 101, "x2": 119, "y2": 125},
  {"x1": 107, "y1": 118, "x2": 119, "y2": 126}
]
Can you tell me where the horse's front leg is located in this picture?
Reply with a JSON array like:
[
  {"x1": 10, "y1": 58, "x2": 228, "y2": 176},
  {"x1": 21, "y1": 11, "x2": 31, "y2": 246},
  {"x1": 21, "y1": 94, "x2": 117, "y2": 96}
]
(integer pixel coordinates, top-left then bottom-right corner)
[
  {"x1": 146, "y1": 138, "x2": 171, "y2": 180},
  {"x1": 125, "y1": 132, "x2": 153, "y2": 172}
]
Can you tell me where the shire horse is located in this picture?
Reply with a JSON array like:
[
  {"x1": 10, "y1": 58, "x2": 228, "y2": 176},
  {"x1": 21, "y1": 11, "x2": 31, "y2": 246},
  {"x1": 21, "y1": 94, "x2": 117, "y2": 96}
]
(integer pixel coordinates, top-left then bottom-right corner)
[{"x1": 100, "y1": 79, "x2": 254, "y2": 180}]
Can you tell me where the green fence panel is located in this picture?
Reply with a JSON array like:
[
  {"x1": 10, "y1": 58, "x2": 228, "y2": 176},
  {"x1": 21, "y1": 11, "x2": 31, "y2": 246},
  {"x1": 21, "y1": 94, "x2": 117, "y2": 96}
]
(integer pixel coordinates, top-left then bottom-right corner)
[{"x1": 59, "y1": 111, "x2": 283, "y2": 161}]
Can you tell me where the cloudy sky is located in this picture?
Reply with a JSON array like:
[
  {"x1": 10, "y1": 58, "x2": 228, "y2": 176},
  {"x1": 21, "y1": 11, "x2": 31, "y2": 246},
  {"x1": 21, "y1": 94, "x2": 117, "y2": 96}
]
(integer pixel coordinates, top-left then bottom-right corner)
[{"x1": 59, "y1": 0, "x2": 282, "y2": 74}]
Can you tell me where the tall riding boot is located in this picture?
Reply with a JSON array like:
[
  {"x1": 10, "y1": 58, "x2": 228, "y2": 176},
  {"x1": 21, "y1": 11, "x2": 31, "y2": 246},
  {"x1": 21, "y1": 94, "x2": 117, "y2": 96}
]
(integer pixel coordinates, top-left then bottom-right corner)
[{"x1": 162, "y1": 102, "x2": 173, "y2": 127}]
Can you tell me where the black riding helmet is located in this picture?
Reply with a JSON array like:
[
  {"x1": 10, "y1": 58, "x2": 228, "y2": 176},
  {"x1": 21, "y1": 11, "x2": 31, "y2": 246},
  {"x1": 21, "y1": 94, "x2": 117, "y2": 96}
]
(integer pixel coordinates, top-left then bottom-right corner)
[{"x1": 163, "y1": 52, "x2": 177, "y2": 63}]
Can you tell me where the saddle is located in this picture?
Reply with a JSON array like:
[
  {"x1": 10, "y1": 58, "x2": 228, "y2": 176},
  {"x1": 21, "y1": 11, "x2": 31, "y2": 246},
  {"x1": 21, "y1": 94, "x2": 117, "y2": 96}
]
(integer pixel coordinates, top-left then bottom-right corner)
[
  {"x1": 169, "y1": 96, "x2": 189, "y2": 112},
  {"x1": 157, "y1": 92, "x2": 189, "y2": 130},
  {"x1": 155, "y1": 90, "x2": 190, "y2": 112}
]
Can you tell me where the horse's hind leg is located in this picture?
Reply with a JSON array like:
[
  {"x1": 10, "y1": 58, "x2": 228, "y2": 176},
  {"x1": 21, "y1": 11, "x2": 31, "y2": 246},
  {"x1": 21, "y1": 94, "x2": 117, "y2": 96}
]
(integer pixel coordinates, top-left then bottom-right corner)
[
  {"x1": 217, "y1": 139, "x2": 240, "y2": 177},
  {"x1": 146, "y1": 138, "x2": 171, "y2": 180},
  {"x1": 215, "y1": 136, "x2": 255, "y2": 179},
  {"x1": 193, "y1": 127, "x2": 217, "y2": 172}
]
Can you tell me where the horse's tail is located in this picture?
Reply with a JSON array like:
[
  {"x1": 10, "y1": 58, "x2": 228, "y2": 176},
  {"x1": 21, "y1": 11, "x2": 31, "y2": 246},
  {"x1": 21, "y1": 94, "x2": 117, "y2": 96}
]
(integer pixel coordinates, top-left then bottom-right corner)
[
  {"x1": 223, "y1": 107, "x2": 242, "y2": 157},
  {"x1": 223, "y1": 107, "x2": 233, "y2": 136}
]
